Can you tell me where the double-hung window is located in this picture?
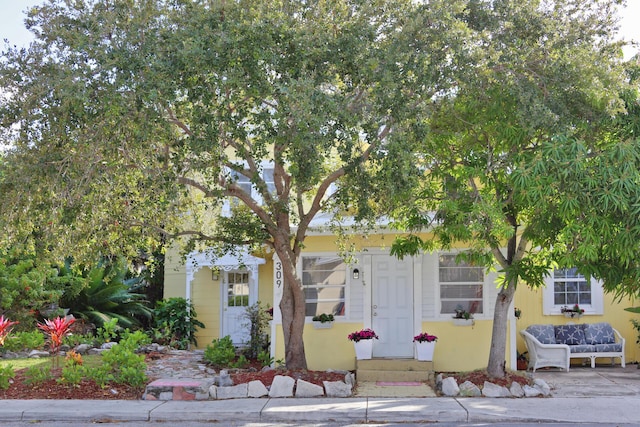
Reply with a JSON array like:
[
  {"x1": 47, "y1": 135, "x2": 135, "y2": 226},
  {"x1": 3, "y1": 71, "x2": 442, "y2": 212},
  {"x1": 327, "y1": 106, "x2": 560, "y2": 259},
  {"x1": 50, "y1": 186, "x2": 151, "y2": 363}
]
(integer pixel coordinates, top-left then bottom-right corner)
[
  {"x1": 543, "y1": 267, "x2": 604, "y2": 315},
  {"x1": 301, "y1": 256, "x2": 346, "y2": 318},
  {"x1": 439, "y1": 254, "x2": 484, "y2": 315}
]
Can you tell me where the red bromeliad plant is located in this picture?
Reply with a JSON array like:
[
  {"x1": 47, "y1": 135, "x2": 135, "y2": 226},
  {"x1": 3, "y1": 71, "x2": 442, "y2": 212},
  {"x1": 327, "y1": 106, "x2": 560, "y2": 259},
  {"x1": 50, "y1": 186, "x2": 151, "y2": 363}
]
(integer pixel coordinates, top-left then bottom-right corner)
[
  {"x1": 0, "y1": 315, "x2": 19, "y2": 346},
  {"x1": 37, "y1": 316, "x2": 76, "y2": 363}
]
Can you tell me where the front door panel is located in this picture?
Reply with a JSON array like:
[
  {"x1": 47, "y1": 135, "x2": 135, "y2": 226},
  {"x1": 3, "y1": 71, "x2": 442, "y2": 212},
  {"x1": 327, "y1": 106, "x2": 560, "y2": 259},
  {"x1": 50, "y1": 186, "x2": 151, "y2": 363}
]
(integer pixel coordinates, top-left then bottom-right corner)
[
  {"x1": 221, "y1": 271, "x2": 250, "y2": 345},
  {"x1": 372, "y1": 256, "x2": 414, "y2": 357}
]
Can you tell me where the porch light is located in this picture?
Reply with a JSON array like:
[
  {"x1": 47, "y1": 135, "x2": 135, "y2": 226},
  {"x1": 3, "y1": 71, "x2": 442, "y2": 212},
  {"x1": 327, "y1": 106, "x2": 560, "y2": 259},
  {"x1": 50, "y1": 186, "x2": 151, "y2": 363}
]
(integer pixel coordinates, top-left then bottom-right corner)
[
  {"x1": 212, "y1": 271, "x2": 220, "y2": 281},
  {"x1": 352, "y1": 268, "x2": 360, "y2": 280}
]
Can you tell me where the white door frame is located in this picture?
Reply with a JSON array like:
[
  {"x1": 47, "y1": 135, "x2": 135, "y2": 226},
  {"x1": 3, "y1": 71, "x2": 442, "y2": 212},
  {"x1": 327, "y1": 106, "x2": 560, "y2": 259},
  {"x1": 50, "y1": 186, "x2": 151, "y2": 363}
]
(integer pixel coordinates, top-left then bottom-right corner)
[{"x1": 362, "y1": 250, "x2": 422, "y2": 358}]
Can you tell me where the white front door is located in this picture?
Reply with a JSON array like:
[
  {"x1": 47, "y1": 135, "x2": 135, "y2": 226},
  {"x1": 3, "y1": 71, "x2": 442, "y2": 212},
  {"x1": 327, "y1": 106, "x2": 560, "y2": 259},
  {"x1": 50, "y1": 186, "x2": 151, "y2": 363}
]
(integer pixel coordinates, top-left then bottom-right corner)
[
  {"x1": 371, "y1": 255, "x2": 414, "y2": 358},
  {"x1": 221, "y1": 270, "x2": 251, "y2": 345}
]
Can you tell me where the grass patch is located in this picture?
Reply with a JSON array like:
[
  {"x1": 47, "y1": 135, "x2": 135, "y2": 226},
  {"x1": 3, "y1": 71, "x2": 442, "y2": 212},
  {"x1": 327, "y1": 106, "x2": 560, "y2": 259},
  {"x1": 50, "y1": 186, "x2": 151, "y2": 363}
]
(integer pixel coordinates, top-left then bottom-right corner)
[{"x1": 0, "y1": 355, "x2": 104, "y2": 371}]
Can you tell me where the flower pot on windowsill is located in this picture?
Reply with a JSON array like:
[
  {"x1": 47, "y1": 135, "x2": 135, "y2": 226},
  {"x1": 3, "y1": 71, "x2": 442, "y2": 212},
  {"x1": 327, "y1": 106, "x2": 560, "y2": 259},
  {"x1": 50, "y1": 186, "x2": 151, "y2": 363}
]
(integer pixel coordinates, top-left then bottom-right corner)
[
  {"x1": 415, "y1": 341, "x2": 436, "y2": 361},
  {"x1": 353, "y1": 339, "x2": 374, "y2": 360},
  {"x1": 452, "y1": 318, "x2": 474, "y2": 326},
  {"x1": 312, "y1": 320, "x2": 333, "y2": 329}
]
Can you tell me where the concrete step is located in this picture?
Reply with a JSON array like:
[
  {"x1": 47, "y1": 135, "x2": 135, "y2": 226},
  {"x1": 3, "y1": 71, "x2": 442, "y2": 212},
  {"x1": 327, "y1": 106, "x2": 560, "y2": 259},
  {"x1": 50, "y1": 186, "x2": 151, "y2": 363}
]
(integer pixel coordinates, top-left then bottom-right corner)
[
  {"x1": 356, "y1": 369, "x2": 433, "y2": 382},
  {"x1": 356, "y1": 358, "x2": 434, "y2": 383}
]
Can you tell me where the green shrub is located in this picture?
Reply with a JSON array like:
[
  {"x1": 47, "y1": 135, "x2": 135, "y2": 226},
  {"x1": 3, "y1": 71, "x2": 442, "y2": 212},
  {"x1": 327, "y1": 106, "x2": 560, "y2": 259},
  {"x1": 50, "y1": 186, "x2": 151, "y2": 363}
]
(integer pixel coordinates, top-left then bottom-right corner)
[
  {"x1": 99, "y1": 332, "x2": 148, "y2": 387},
  {"x1": 96, "y1": 318, "x2": 119, "y2": 344},
  {"x1": 24, "y1": 365, "x2": 53, "y2": 385},
  {"x1": 232, "y1": 354, "x2": 249, "y2": 369},
  {"x1": 257, "y1": 350, "x2": 273, "y2": 368},
  {"x1": 85, "y1": 365, "x2": 114, "y2": 389},
  {"x1": 204, "y1": 336, "x2": 236, "y2": 367},
  {"x1": 631, "y1": 319, "x2": 640, "y2": 345},
  {"x1": 153, "y1": 297, "x2": 204, "y2": 349},
  {"x1": 242, "y1": 301, "x2": 270, "y2": 359},
  {"x1": 62, "y1": 332, "x2": 95, "y2": 348},
  {"x1": 3, "y1": 331, "x2": 45, "y2": 352},
  {"x1": 58, "y1": 364, "x2": 85, "y2": 386},
  {"x1": 0, "y1": 364, "x2": 15, "y2": 390}
]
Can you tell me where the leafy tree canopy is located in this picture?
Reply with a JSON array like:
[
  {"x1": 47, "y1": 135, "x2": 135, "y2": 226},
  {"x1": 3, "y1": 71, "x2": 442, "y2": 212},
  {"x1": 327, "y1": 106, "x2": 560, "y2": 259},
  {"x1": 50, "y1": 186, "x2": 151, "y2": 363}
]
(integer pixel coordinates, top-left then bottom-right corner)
[{"x1": 389, "y1": 0, "x2": 637, "y2": 377}]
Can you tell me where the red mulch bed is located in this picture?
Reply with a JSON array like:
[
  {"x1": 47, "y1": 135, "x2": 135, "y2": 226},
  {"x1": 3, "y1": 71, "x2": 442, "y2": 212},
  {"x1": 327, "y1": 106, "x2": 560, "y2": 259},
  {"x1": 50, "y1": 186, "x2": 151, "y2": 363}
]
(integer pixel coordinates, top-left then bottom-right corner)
[{"x1": 0, "y1": 368, "x2": 144, "y2": 400}]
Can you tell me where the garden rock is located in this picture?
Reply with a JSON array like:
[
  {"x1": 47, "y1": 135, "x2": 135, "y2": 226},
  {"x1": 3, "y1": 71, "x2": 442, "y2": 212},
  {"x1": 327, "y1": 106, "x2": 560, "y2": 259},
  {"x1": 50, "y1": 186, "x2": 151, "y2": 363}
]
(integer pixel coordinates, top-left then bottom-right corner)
[
  {"x1": 247, "y1": 380, "x2": 269, "y2": 398},
  {"x1": 510, "y1": 381, "x2": 525, "y2": 398},
  {"x1": 28, "y1": 350, "x2": 49, "y2": 358},
  {"x1": 323, "y1": 380, "x2": 352, "y2": 397},
  {"x1": 344, "y1": 372, "x2": 355, "y2": 387},
  {"x1": 441, "y1": 377, "x2": 460, "y2": 397},
  {"x1": 482, "y1": 381, "x2": 511, "y2": 397},
  {"x1": 2, "y1": 351, "x2": 21, "y2": 359},
  {"x1": 295, "y1": 379, "x2": 324, "y2": 397},
  {"x1": 523, "y1": 384, "x2": 543, "y2": 397},
  {"x1": 459, "y1": 380, "x2": 482, "y2": 397},
  {"x1": 101, "y1": 342, "x2": 117, "y2": 350},
  {"x1": 214, "y1": 370, "x2": 233, "y2": 387},
  {"x1": 74, "y1": 344, "x2": 92, "y2": 355},
  {"x1": 214, "y1": 383, "x2": 248, "y2": 400},
  {"x1": 534, "y1": 378, "x2": 551, "y2": 396},
  {"x1": 269, "y1": 375, "x2": 295, "y2": 397},
  {"x1": 88, "y1": 348, "x2": 107, "y2": 355}
]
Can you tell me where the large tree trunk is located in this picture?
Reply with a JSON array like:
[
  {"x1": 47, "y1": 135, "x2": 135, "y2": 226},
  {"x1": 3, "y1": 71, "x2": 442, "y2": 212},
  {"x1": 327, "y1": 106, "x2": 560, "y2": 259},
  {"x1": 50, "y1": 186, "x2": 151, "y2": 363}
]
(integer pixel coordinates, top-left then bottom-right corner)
[
  {"x1": 279, "y1": 275, "x2": 308, "y2": 369},
  {"x1": 486, "y1": 279, "x2": 517, "y2": 378}
]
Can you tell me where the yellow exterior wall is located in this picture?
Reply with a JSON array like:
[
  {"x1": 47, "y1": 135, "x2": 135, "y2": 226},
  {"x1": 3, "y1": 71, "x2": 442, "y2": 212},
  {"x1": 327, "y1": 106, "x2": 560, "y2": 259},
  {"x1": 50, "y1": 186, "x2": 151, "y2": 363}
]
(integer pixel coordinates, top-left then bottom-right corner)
[
  {"x1": 165, "y1": 236, "x2": 639, "y2": 371},
  {"x1": 192, "y1": 267, "x2": 220, "y2": 347},
  {"x1": 514, "y1": 285, "x2": 639, "y2": 365}
]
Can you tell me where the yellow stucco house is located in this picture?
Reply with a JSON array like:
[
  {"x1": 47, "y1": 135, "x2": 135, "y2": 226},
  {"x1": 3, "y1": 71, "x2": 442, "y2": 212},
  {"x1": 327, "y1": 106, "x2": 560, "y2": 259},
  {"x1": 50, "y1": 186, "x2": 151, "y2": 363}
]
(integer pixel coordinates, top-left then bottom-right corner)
[{"x1": 163, "y1": 225, "x2": 640, "y2": 373}]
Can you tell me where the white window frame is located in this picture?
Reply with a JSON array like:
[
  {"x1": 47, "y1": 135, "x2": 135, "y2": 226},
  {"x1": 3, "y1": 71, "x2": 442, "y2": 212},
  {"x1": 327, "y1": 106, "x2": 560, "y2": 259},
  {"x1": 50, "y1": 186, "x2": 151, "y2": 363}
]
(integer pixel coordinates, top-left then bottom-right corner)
[
  {"x1": 542, "y1": 268, "x2": 604, "y2": 316},
  {"x1": 437, "y1": 253, "x2": 486, "y2": 318},
  {"x1": 221, "y1": 162, "x2": 275, "y2": 215},
  {"x1": 298, "y1": 253, "x2": 349, "y2": 321}
]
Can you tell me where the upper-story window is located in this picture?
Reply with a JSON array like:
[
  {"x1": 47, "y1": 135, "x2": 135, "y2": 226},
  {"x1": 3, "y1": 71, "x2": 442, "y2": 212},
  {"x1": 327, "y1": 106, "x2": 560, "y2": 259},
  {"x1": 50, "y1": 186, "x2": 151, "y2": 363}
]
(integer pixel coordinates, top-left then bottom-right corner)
[
  {"x1": 223, "y1": 165, "x2": 275, "y2": 213},
  {"x1": 542, "y1": 267, "x2": 604, "y2": 315},
  {"x1": 301, "y1": 255, "x2": 346, "y2": 318},
  {"x1": 438, "y1": 254, "x2": 484, "y2": 315}
]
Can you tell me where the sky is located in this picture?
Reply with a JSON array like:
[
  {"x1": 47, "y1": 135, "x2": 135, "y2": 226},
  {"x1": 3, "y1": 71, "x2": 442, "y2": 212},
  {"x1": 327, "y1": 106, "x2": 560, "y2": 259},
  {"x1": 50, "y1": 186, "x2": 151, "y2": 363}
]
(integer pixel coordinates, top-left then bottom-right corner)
[{"x1": 0, "y1": 0, "x2": 639, "y2": 55}]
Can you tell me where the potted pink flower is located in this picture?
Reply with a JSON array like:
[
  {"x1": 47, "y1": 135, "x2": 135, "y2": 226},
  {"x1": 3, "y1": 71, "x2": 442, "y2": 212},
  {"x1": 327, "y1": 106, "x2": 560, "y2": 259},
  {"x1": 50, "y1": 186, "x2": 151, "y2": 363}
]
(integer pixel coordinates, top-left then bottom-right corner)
[
  {"x1": 413, "y1": 332, "x2": 437, "y2": 361},
  {"x1": 347, "y1": 328, "x2": 378, "y2": 360}
]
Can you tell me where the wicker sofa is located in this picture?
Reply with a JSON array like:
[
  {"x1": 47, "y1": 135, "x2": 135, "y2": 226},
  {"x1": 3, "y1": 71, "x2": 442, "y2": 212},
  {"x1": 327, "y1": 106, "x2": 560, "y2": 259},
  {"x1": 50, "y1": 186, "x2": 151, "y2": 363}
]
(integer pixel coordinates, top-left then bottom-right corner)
[{"x1": 520, "y1": 322, "x2": 625, "y2": 372}]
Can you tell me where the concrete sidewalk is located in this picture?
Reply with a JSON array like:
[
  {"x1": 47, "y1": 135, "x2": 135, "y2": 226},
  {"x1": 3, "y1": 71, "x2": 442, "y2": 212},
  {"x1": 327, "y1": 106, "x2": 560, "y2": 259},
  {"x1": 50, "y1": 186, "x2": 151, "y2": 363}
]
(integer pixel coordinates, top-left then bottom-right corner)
[
  {"x1": 1, "y1": 365, "x2": 638, "y2": 424},
  {"x1": 1, "y1": 396, "x2": 640, "y2": 424}
]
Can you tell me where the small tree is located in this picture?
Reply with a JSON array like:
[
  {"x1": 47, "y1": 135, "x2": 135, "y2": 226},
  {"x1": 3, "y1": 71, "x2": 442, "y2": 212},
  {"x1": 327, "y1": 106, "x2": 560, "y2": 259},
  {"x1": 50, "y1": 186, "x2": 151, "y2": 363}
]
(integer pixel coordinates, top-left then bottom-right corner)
[{"x1": 243, "y1": 302, "x2": 271, "y2": 360}]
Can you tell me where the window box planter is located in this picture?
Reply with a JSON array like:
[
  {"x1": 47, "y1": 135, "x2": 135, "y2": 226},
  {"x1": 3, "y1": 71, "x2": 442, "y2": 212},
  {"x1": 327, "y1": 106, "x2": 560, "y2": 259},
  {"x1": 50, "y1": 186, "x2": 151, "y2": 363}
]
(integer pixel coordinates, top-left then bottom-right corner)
[
  {"x1": 563, "y1": 312, "x2": 583, "y2": 319},
  {"x1": 312, "y1": 320, "x2": 333, "y2": 329},
  {"x1": 452, "y1": 318, "x2": 474, "y2": 326}
]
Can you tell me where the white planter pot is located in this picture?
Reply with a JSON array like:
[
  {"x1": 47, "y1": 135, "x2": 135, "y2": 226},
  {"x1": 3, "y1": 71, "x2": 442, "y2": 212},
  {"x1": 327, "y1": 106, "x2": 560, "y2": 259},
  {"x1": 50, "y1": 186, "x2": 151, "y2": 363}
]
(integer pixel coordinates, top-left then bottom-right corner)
[
  {"x1": 353, "y1": 339, "x2": 373, "y2": 360},
  {"x1": 415, "y1": 341, "x2": 436, "y2": 361}
]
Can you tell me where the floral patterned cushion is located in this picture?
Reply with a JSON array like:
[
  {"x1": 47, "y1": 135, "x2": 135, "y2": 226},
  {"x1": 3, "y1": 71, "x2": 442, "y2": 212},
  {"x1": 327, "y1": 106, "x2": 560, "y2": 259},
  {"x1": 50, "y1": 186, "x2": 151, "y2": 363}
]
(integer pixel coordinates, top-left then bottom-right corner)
[
  {"x1": 594, "y1": 343, "x2": 622, "y2": 353},
  {"x1": 526, "y1": 324, "x2": 556, "y2": 344},
  {"x1": 583, "y1": 323, "x2": 616, "y2": 345},
  {"x1": 555, "y1": 324, "x2": 587, "y2": 345},
  {"x1": 569, "y1": 344, "x2": 596, "y2": 353}
]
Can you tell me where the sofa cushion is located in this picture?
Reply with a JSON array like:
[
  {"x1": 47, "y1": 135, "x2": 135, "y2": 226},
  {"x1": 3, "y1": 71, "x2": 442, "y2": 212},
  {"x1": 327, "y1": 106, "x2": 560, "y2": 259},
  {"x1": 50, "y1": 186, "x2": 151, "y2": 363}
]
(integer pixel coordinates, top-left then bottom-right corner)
[
  {"x1": 594, "y1": 343, "x2": 622, "y2": 353},
  {"x1": 569, "y1": 344, "x2": 596, "y2": 353},
  {"x1": 526, "y1": 324, "x2": 556, "y2": 344},
  {"x1": 555, "y1": 324, "x2": 587, "y2": 345},
  {"x1": 583, "y1": 323, "x2": 615, "y2": 345}
]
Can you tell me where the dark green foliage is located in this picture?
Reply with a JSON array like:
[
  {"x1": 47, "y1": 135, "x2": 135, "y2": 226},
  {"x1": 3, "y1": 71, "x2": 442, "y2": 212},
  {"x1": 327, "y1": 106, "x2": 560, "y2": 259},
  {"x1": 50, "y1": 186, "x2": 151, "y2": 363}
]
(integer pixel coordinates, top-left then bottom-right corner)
[
  {"x1": 152, "y1": 297, "x2": 204, "y2": 349},
  {"x1": 2, "y1": 331, "x2": 45, "y2": 352},
  {"x1": 60, "y1": 258, "x2": 153, "y2": 329},
  {"x1": 0, "y1": 364, "x2": 15, "y2": 389},
  {"x1": 98, "y1": 330, "x2": 150, "y2": 387},
  {"x1": 204, "y1": 336, "x2": 236, "y2": 367},
  {"x1": 242, "y1": 301, "x2": 271, "y2": 360}
]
